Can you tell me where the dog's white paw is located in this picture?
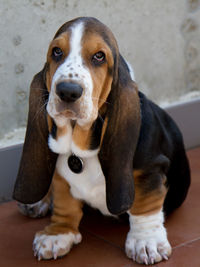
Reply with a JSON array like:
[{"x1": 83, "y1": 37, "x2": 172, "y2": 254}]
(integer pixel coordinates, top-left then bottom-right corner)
[
  {"x1": 125, "y1": 211, "x2": 172, "y2": 265},
  {"x1": 125, "y1": 233, "x2": 171, "y2": 264},
  {"x1": 33, "y1": 232, "x2": 82, "y2": 260}
]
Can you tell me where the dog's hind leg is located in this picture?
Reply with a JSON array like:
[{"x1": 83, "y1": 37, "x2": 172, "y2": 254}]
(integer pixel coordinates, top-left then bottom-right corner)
[
  {"x1": 18, "y1": 186, "x2": 52, "y2": 218},
  {"x1": 125, "y1": 170, "x2": 171, "y2": 265}
]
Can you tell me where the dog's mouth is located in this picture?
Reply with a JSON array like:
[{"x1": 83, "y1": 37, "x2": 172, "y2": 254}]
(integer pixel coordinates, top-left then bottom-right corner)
[
  {"x1": 55, "y1": 100, "x2": 81, "y2": 120},
  {"x1": 60, "y1": 109, "x2": 76, "y2": 117},
  {"x1": 47, "y1": 93, "x2": 92, "y2": 125}
]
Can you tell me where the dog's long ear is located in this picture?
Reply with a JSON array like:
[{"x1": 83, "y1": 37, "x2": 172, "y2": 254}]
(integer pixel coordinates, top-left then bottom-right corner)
[
  {"x1": 13, "y1": 68, "x2": 57, "y2": 204},
  {"x1": 99, "y1": 55, "x2": 141, "y2": 215}
]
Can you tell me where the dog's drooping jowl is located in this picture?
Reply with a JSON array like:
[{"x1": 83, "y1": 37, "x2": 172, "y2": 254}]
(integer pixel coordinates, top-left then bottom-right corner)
[{"x1": 13, "y1": 17, "x2": 190, "y2": 265}]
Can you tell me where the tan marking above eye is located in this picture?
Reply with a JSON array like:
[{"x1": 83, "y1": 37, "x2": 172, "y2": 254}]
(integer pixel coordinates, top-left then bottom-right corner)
[{"x1": 81, "y1": 33, "x2": 110, "y2": 64}]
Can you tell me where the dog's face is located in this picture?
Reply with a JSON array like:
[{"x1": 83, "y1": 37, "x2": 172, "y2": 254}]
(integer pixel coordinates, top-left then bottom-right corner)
[{"x1": 46, "y1": 18, "x2": 118, "y2": 128}]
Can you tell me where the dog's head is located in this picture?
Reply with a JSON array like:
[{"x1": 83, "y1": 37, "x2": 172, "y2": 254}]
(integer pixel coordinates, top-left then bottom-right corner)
[
  {"x1": 45, "y1": 17, "x2": 118, "y2": 129},
  {"x1": 13, "y1": 17, "x2": 141, "y2": 215}
]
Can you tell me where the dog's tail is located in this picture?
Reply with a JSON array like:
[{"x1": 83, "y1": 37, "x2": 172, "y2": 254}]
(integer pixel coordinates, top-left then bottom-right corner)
[{"x1": 163, "y1": 139, "x2": 191, "y2": 216}]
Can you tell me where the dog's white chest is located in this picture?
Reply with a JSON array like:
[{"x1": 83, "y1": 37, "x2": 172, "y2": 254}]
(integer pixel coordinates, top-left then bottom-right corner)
[{"x1": 56, "y1": 152, "x2": 111, "y2": 216}]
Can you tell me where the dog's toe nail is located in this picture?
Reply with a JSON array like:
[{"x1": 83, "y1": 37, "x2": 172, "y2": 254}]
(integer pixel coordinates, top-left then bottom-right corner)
[
  {"x1": 144, "y1": 257, "x2": 148, "y2": 265},
  {"x1": 37, "y1": 253, "x2": 42, "y2": 261},
  {"x1": 53, "y1": 252, "x2": 58, "y2": 260},
  {"x1": 163, "y1": 254, "x2": 168, "y2": 260},
  {"x1": 150, "y1": 257, "x2": 154, "y2": 264}
]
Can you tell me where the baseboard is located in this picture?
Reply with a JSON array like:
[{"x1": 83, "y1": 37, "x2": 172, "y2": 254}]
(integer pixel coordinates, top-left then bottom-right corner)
[
  {"x1": 0, "y1": 144, "x2": 22, "y2": 202},
  {"x1": 165, "y1": 98, "x2": 200, "y2": 149},
  {"x1": 0, "y1": 98, "x2": 199, "y2": 202}
]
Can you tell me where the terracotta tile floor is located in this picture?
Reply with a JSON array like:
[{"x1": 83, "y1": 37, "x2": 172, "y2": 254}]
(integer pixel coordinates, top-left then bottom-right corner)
[{"x1": 0, "y1": 147, "x2": 199, "y2": 267}]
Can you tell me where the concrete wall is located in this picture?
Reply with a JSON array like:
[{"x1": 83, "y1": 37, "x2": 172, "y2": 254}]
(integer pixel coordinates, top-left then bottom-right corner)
[{"x1": 0, "y1": 0, "x2": 200, "y2": 141}]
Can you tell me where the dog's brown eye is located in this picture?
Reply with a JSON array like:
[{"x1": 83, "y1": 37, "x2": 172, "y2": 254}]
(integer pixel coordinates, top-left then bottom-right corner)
[
  {"x1": 52, "y1": 47, "x2": 63, "y2": 58},
  {"x1": 92, "y1": 51, "x2": 105, "y2": 64}
]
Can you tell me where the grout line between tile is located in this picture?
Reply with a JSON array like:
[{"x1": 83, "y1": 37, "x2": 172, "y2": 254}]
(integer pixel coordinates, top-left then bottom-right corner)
[
  {"x1": 81, "y1": 227, "x2": 124, "y2": 251},
  {"x1": 173, "y1": 236, "x2": 200, "y2": 250}
]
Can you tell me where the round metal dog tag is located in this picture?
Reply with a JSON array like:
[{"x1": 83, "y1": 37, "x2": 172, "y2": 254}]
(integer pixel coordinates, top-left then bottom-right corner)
[{"x1": 68, "y1": 154, "x2": 84, "y2": 174}]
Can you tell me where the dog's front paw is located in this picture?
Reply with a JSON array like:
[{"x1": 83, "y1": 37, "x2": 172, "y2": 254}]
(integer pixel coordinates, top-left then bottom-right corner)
[
  {"x1": 125, "y1": 211, "x2": 172, "y2": 265},
  {"x1": 33, "y1": 232, "x2": 82, "y2": 260},
  {"x1": 125, "y1": 233, "x2": 171, "y2": 265}
]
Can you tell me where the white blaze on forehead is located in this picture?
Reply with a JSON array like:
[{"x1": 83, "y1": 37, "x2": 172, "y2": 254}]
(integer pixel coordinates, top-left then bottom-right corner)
[
  {"x1": 69, "y1": 22, "x2": 84, "y2": 62},
  {"x1": 47, "y1": 21, "x2": 94, "y2": 126}
]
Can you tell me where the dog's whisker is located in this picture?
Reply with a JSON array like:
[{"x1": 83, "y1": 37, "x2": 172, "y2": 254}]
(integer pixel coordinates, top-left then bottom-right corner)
[
  {"x1": 31, "y1": 100, "x2": 48, "y2": 124},
  {"x1": 24, "y1": 100, "x2": 48, "y2": 141},
  {"x1": 98, "y1": 113, "x2": 105, "y2": 124},
  {"x1": 91, "y1": 97, "x2": 111, "y2": 106},
  {"x1": 32, "y1": 87, "x2": 49, "y2": 92},
  {"x1": 28, "y1": 88, "x2": 49, "y2": 106}
]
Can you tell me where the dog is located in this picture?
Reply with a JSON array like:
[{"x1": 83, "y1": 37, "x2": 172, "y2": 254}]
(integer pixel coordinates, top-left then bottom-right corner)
[{"x1": 13, "y1": 17, "x2": 190, "y2": 265}]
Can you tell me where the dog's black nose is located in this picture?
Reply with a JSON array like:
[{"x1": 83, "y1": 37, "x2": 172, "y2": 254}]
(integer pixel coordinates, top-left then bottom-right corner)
[{"x1": 56, "y1": 82, "x2": 83, "y2": 102}]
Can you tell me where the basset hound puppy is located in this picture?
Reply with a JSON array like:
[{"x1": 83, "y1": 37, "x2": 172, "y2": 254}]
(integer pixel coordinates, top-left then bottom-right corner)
[{"x1": 13, "y1": 17, "x2": 190, "y2": 265}]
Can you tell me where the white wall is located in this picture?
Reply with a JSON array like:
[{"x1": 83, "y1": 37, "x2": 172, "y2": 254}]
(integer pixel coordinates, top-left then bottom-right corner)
[{"x1": 0, "y1": 0, "x2": 200, "y2": 140}]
